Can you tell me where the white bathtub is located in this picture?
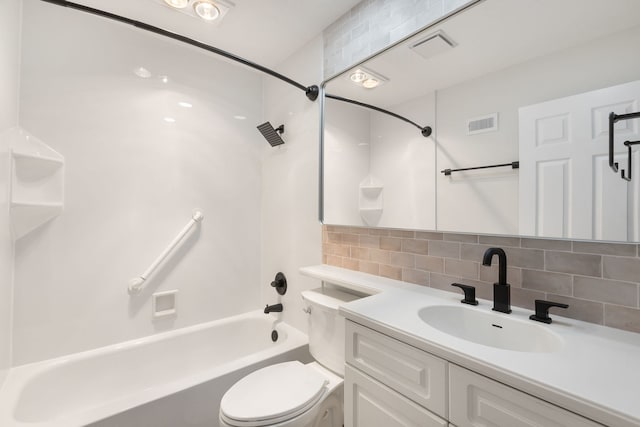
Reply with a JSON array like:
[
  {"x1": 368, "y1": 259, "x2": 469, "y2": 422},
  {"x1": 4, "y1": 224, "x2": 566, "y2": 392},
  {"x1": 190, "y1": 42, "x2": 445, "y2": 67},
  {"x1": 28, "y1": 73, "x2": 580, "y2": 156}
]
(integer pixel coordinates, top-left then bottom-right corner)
[{"x1": 0, "y1": 311, "x2": 310, "y2": 427}]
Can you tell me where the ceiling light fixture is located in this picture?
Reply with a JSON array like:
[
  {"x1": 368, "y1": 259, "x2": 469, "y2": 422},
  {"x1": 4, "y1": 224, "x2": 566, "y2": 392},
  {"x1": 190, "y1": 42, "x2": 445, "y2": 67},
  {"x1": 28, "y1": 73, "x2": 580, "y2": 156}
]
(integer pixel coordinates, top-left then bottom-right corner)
[
  {"x1": 362, "y1": 78, "x2": 380, "y2": 89},
  {"x1": 157, "y1": 0, "x2": 234, "y2": 24},
  {"x1": 193, "y1": 0, "x2": 220, "y2": 21},
  {"x1": 348, "y1": 67, "x2": 388, "y2": 90},
  {"x1": 350, "y1": 71, "x2": 367, "y2": 83},
  {"x1": 164, "y1": 0, "x2": 189, "y2": 9}
]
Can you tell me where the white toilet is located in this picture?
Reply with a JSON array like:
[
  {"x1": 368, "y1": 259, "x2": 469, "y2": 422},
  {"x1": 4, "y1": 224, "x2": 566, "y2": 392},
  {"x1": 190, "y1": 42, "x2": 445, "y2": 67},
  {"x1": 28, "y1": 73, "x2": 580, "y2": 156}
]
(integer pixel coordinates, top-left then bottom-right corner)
[{"x1": 219, "y1": 287, "x2": 359, "y2": 427}]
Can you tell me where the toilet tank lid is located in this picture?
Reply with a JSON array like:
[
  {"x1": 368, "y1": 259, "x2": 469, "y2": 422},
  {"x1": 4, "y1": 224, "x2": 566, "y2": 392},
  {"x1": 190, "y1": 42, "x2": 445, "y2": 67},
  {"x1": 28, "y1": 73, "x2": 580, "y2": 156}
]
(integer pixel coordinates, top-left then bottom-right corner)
[{"x1": 301, "y1": 287, "x2": 361, "y2": 311}]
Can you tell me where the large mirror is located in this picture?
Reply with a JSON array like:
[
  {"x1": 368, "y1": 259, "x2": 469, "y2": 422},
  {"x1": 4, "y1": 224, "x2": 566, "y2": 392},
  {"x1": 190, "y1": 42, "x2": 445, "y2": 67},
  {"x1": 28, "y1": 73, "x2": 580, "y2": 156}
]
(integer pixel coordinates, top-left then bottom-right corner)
[{"x1": 322, "y1": 0, "x2": 640, "y2": 242}]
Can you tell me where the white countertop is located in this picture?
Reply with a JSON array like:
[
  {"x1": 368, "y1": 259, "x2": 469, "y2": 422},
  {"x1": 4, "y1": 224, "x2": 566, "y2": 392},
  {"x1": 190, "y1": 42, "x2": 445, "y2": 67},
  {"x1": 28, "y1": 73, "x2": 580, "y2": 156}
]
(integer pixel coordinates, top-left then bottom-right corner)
[{"x1": 301, "y1": 265, "x2": 640, "y2": 427}]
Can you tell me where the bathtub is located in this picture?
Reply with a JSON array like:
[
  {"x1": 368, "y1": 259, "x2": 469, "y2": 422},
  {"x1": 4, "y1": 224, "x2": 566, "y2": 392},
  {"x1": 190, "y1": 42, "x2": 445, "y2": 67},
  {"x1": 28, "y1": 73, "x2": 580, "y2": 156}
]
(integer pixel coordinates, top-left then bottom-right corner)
[{"x1": 0, "y1": 310, "x2": 310, "y2": 427}]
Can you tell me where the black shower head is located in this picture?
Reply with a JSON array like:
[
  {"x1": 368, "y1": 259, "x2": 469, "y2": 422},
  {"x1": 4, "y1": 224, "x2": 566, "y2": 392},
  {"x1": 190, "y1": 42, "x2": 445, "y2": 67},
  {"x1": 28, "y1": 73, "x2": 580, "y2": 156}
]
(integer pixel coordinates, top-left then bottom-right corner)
[{"x1": 257, "y1": 122, "x2": 285, "y2": 147}]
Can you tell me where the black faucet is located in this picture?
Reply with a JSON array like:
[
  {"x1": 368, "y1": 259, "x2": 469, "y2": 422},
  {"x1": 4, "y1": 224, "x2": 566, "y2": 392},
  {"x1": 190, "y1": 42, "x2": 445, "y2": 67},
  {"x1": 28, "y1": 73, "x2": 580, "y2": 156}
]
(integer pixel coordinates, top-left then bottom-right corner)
[
  {"x1": 482, "y1": 247, "x2": 511, "y2": 314},
  {"x1": 264, "y1": 303, "x2": 283, "y2": 314}
]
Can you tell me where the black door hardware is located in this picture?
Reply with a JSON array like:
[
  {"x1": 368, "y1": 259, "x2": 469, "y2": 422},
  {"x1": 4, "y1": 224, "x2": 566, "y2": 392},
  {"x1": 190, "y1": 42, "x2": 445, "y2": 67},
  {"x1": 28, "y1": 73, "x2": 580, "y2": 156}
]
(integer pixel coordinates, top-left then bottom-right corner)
[{"x1": 609, "y1": 111, "x2": 640, "y2": 181}]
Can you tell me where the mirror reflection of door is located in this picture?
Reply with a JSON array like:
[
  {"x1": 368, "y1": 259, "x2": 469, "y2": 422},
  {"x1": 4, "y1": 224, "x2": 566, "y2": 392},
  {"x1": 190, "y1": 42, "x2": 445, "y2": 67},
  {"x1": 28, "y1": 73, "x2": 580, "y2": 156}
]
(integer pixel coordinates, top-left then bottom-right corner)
[{"x1": 519, "y1": 80, "x2": 640, "y2": 241}]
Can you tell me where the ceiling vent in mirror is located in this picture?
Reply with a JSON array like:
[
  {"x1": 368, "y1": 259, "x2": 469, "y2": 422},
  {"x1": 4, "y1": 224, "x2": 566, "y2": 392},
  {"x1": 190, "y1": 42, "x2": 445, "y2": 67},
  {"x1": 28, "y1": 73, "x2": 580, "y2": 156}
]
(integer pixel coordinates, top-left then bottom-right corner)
[
  {"x1": 158, "y1": 0, "x2": 234, "y2": 23},
  {"x1": 409, "y1": 30, "x2": 456, "y2": 60}
]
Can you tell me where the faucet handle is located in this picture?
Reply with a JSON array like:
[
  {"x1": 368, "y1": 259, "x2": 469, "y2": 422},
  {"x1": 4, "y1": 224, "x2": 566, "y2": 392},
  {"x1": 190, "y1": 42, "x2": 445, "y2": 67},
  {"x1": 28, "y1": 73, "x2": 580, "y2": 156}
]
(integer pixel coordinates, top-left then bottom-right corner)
[
  {"x1": 529, "y1": 300, "x2": 569, "y2": 324},
  {"x1": 451, "y1": 283, "x2": 479, "y2": 306},
  {"x1": 271, "y1": 272, "x2": 287, "y2": 295}
]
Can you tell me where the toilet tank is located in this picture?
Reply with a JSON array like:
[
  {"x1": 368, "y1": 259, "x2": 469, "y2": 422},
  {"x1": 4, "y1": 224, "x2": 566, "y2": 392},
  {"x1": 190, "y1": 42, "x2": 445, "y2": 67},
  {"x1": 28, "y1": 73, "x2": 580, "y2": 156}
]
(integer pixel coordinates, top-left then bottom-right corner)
[{"x1": 301, "y1": 287, "x2": 361, "y2": 376}]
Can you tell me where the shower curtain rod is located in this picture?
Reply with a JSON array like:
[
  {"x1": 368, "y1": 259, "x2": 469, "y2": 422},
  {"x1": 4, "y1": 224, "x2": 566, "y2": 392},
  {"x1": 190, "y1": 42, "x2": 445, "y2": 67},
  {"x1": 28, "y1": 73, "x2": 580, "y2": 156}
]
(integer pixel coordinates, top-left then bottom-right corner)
[
  {"x1": 38, "y1": 0, "x2": 320, "y2": 101},
  {"x1": 325, "y1": 94, "x2": 433, "y2": 137}
]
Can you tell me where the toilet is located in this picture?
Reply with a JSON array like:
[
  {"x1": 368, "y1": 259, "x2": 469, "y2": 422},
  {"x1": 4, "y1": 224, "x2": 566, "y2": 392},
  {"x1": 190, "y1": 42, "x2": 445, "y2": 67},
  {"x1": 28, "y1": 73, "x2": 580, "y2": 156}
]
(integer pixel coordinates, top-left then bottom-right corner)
[{"x1": 219, "y1": 287, "x2": 359, "y2": 427}]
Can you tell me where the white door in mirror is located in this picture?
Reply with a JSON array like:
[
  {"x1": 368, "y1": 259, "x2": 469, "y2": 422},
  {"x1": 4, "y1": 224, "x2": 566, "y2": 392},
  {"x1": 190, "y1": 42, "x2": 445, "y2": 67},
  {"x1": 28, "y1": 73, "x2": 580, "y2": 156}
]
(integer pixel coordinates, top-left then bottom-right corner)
[{"x1": 519, "y1": 79, "x2": 640, "y2": 240}]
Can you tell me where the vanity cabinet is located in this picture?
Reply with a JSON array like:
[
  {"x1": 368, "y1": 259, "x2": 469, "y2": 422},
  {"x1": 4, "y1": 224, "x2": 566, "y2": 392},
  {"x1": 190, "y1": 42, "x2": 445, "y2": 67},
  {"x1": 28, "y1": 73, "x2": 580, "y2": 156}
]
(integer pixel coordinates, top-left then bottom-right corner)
[
  {"x1": 345, "y1": 320, "x2": 447, "y2": 417},
  {"x1": 345, "y1": 365, "x2": 448, "y2": 427},
  {"x1": 344, "y1": 320, "x2": 602, "y2": 427},
  {"x1": 449, "y1": 365, "x2": 600, "y2": 427}
]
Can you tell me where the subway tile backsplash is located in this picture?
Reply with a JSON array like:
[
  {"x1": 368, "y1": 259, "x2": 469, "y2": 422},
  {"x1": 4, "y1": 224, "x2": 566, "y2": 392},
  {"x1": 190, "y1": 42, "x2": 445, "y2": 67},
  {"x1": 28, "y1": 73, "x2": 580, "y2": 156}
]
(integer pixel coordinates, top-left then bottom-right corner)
[{"x1": 322, "y1": 225, "x2": 640, "y2": 333}]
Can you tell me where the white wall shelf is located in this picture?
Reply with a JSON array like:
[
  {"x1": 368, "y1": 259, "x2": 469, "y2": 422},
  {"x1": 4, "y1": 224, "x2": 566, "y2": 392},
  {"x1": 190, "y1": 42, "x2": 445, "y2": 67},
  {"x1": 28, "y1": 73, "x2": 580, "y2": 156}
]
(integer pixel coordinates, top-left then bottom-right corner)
[
  {"x1": 1, "y1": 127, "x2": 65, "y2": 240},
  {"x1": 358, "y1": 175, "x2": 383, "y2": 225}
]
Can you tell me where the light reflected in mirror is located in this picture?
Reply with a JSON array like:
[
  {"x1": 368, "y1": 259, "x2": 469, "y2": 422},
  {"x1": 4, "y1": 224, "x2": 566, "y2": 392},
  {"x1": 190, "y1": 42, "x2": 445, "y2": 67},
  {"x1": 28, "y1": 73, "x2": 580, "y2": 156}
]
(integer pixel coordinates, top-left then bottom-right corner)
[{"x1": 322, "y1": 0, "x2": 640, "y2": 242}]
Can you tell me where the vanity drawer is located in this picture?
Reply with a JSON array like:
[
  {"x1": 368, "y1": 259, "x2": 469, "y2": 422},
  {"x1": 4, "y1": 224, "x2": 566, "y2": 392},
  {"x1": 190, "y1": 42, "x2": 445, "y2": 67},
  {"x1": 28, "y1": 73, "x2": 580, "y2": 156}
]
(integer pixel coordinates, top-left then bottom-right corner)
[
  {"x1": 346, "y1": 320, "x2": 447, "y2": 418},
  {"x1": 345, "y1": 365, "x2": 448, "y2": 427},
  {"x1": 449, "y1": 365, "x2": 602, "y2": 427}
]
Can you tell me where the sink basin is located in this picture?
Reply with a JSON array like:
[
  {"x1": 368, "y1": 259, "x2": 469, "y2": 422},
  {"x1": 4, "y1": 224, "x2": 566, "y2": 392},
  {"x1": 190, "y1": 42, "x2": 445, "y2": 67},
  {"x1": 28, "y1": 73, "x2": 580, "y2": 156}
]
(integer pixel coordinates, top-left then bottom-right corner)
[{"x1": 418, "y1": 305, "x2": 564, "y2": 352}]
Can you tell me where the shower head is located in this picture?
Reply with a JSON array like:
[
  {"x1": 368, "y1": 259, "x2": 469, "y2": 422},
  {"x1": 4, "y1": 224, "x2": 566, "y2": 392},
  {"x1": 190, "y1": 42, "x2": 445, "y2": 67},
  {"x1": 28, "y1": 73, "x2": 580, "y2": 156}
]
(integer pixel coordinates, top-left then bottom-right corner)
[{"x1": 257, "y1": 122, "x2": 285, "y2": 147}]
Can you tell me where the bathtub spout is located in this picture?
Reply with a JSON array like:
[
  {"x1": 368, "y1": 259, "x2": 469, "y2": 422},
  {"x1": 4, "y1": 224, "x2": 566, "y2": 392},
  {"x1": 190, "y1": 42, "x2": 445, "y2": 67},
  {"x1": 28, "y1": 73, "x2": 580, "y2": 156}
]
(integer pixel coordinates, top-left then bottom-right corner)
[{"x1": 264, "y1": 303, "x2": 283, "y2": 314}]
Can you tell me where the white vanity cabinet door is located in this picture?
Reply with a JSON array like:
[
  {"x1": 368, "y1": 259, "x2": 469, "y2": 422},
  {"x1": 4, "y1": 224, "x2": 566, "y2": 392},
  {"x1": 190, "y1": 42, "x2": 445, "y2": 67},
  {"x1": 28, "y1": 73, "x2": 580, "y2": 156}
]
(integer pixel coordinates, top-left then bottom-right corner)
[
  {"x1": 346, "y1": 321, "x2": 448, "y2": 418},
  {"x1": 449, "y1": 365, "x2": 603, "y2": 427},
  {"x1": 345, "y1": 365, "x2": 448, "y2": 427}
]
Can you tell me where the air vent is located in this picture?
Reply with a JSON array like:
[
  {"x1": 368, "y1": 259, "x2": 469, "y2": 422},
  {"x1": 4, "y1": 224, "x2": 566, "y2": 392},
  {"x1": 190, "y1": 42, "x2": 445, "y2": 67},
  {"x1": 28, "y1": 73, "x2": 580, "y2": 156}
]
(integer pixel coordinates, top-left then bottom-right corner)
[
  {"x1": 467, "y1": 113, "x2": 498, "y2": 135},
  {"x1": 409, "y1": 30, "x2": 456, "y2": 60}
]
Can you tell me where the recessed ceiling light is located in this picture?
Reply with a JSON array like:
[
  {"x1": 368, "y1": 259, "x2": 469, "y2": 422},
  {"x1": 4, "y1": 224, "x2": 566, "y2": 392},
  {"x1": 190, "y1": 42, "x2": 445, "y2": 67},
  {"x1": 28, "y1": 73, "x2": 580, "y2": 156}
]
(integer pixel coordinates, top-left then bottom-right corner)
[
  {"x1": 164, "y1": 0, "x2": 189, "y2": 8},
  {"x1": 159, "y1": 76, "x2": 169, "y2": 84},
  {"x1": 157, "y1": 0, "x2": 234, "y2": 24},
  {"x1": 178, "y1": 101, "x2": 193, "y2": 108},
  {"x1": 164, "y1": 117, "x2": 176, "y2": 123},
  {"x1": 193, "y1": 0, "x2": 220, "y2": 21},
  {"x1": 362, "y1": 78, "x2": 380, "y2": 89},
  {"x1": 350, "y1": 71, "x2": 367, "y2": 83},
  {"x1": 347, "y1": 66, "x2": 388, "y2": 90},
  {"x1": 233, "y1": 115, "x2": 247, "y2": 120}
]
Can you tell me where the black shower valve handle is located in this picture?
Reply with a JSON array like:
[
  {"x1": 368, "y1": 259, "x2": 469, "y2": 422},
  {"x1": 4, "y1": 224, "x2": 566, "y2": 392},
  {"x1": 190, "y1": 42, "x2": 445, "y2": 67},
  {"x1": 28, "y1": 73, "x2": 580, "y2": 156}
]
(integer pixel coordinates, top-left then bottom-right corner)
[
  {"x1": 271, "y1": 272, "x2": 287, "y2": 295},
  {"x1": 451, "y1": 283, "x2": 478, "y2": 306}
]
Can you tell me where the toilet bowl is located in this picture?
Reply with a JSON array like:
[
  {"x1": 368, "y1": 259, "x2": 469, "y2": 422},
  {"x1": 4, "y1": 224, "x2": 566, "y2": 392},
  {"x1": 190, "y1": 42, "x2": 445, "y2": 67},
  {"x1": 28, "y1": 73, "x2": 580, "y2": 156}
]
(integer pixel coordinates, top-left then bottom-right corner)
[{"x1": 219, "y1": 287, "x2": 359, "y2": 427}]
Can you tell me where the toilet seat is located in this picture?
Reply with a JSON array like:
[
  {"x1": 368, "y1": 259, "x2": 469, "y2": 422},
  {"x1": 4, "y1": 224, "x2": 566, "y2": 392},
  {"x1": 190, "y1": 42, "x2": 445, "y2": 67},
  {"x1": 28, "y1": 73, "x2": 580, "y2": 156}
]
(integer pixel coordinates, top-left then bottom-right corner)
[{"x1": 220, "y1": 361, "x2": 329, "y2": 427}]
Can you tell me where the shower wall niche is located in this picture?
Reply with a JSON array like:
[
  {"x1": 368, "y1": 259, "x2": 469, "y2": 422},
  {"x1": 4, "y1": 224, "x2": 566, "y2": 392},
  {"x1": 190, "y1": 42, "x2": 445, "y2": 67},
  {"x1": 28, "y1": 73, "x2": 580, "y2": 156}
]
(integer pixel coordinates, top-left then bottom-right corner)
[{"x1": 3, "y1": 127, "x2": 64, "y2": 239}]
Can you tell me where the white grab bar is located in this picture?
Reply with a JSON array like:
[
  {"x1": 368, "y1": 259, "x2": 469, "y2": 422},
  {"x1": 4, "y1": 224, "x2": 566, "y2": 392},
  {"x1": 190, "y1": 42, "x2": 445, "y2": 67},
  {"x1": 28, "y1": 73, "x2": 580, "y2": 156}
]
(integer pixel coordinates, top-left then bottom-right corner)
[{"x1": 128, "y1": 210, "x2": 204, "y2": 295}]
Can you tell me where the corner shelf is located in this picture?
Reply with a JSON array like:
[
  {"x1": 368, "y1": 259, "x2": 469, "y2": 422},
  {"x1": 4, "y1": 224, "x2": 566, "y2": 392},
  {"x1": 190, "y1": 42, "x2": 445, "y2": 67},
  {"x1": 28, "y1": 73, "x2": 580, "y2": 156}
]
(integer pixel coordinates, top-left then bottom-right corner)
[
  {"x1": 358, "y1": 175, "x2": 383, "y2": 226},
  {"x1": 1, "y1": 127, "x2": 65, "y2": 240},
  {"x1": 359, "y1": 185, "x2": 384, "y2": 197}
]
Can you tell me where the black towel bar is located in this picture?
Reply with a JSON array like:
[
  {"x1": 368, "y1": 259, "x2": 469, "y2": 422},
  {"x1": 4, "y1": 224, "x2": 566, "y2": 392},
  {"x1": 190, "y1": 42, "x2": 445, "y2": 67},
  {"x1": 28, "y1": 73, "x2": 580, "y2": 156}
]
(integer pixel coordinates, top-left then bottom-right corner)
[{"x1": 441, "y1": 161, "x2": 519, "y2": 176}]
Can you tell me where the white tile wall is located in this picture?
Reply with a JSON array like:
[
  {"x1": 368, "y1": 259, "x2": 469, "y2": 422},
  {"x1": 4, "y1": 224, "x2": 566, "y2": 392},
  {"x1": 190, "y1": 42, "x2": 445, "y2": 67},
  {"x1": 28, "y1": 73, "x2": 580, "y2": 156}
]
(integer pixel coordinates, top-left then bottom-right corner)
[
  {"x1": 0, "y1": 0, "x2": 21, "y2": 386},
  {"x1": 13, "y1": 0, "x2": 265, "y2": 364},
  {"x1": 260, "y1": 36, "x2": 324, "y2": 335}
]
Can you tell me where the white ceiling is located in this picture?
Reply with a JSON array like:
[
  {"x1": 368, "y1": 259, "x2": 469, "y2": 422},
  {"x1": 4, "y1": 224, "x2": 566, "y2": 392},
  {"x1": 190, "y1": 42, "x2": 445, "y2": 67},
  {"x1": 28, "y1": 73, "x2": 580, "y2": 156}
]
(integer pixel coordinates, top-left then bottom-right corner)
[{"x1": 67, "y1": 0, "x2": 361, "y2": 68}]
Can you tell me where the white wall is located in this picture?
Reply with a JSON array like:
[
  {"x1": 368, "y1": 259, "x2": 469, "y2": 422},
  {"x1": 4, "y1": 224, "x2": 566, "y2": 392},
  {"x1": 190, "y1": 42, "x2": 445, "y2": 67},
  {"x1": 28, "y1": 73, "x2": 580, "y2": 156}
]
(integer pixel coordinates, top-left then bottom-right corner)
[
  {"x1": 260, "y1": 36, "x2": 324, "y2": 335},
  {"x1": 13, "y1": 0, "x2": 265, "y2": 364},
  {"x1": 436, "y1": 25, "x2": 640, "y2": 235},
  {"x1": 323, "y1": 93, "x2": 436, "y2": 230},
  {"x1": 0, "y1": 0, "x2": 21, "y2": 386},
  {"x1": 370, "y1": 94, "x2": 436, "y2": 230},
  {"x1": 323, "y1": 100, "x2": 371, "y2": 226}
]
